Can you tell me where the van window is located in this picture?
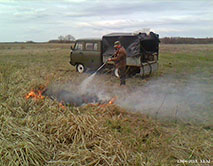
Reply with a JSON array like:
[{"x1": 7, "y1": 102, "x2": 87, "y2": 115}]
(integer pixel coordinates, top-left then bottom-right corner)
[
  {"x1": 85, "y1": 43, "x2": 93, "y2": 51},
  {"x1": 94, "y1": 43, "x2": 98, "y2": 51},
  {"x1": 75, "y1": 42, "x2": 83, "y2": 50},
  {"x1": 85, "y1": 42, "x2": 98, "y2": 51}
]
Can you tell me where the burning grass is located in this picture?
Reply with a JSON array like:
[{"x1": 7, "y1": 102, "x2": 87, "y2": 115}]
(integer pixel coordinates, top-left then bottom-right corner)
[
  {"x1": 0, "y1": 43, "x2": 213, "y2": 165},
  {"x1": 25, "y1": 85, "x2": 46, "y2": 100}
]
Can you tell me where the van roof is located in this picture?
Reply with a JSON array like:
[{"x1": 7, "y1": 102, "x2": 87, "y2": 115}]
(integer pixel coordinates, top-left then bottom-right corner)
[{"x1": 76, "y1": 38, "x2": 101, "y2": 42}]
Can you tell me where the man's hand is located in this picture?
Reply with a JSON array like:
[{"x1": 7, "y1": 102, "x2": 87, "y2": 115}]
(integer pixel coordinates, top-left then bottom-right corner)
[{"x1": 108, "y1": 58, "x2": 112, "y2": 61}]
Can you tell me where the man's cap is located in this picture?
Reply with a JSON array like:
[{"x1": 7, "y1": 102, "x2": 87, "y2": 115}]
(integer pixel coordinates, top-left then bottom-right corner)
[{"x1": 114, "y1": 41, "x2": 121, "y2": 48}]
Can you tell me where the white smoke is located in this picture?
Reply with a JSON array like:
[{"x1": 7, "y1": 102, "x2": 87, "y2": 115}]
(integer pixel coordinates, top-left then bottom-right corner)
[
  {"x1": 85, "y1": 74, "x2": 212, "y2": 125},
  {"x1": 113, "y1": 75, "x2": 212, "y2": 124},
  {"x1": 46, "y1": 74, "x2": 212, "y2": 125}
]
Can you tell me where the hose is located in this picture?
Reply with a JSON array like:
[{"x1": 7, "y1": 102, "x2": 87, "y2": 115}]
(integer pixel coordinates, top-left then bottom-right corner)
[{"x1": 95, "y1": 62, "x2": 107, "y2": 73}]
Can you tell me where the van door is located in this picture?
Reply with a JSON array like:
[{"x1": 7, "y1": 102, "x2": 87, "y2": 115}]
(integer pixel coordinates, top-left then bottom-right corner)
[
  {"x1": 71, "y1": 41, "x2": 84, "y2": 65},
  {"x1": 84, "y1": 42, "x2": 102, "y2": 69}
]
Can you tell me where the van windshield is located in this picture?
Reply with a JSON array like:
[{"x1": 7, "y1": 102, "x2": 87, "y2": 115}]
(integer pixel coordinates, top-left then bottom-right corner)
[{"x1": 75, "y1": 42, "x2": 83, "y2": 50}]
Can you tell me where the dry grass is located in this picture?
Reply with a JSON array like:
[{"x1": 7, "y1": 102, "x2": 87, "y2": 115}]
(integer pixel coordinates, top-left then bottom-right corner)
[{"x1": 0, "y1": 43, "x2": 212, "y2": 165}]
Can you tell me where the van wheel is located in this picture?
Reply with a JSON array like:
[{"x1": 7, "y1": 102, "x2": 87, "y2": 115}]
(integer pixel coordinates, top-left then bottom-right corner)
[{"x1": 76, "y1": 64, "x2": 86, "y2": 73}]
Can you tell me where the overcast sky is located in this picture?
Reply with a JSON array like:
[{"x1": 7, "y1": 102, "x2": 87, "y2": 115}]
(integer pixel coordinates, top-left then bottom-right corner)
[{"x1": 0, "y1": 0, "x2": 212, "y2": 42}]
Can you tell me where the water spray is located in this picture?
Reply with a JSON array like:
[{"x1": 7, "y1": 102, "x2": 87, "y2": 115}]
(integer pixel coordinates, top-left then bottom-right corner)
[{"x1": 80, "y1": 62, "x2": 107, "y2": 94}]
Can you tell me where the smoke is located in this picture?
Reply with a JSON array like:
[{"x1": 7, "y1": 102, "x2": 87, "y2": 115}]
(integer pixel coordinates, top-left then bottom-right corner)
[
  {"x1": 44, "y1": 73, "x2": 112, "y2": 106},
  {"x1": 115, "y1": 75, "x2": 212, "y2": 124},
  {"x1": 79, "y1": 73, "x2": 96, "y2": 94},
  {"x1": 102, "y1": 74, "x2": 212, "y2": 125},
  {"x1": 45, "y1": 74, "x2": 212, "y2": 125}
]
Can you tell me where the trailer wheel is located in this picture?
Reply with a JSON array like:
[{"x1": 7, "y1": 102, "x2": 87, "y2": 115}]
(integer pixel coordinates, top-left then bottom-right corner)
[
  {"x1": 76, "y1": 64, "x2": 86, "y2": 73},
  {"x1": 147, "y1": 62, "x2": 152, "y2": 76},
  {"x1": 140, "y1": 64, "x2": 145, "y2": 79},
  {"x1": 114, "y1": 68, "x2": 120, "y2": 78}
]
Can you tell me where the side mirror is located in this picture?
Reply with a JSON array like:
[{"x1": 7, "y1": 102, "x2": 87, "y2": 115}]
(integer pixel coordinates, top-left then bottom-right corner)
[{"x1": 71, "y1": 45, "x2": 74, "y2": 50}]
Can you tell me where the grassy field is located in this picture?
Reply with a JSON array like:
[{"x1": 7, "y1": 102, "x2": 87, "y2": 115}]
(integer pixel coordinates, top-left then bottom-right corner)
[{"x1": 0, "y1": 43, "x2": 212, "y2": 165}]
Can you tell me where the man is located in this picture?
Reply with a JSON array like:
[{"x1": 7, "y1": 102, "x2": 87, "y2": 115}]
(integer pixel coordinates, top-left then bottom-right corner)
[{"x1": 108, "y1": 41, "x2": 127, "y2": 85}]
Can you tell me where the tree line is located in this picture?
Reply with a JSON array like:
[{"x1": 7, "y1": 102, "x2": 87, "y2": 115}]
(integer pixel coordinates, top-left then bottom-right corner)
[
  {"x1": 48, "y1": 35, "x2": 213, "y2": 44},
  {"x1": 48, "y1": 34, "x2": 75, "y2": 43},
  {"x1": 160, "y1": 37, "x2": 213, "y2": 44}
]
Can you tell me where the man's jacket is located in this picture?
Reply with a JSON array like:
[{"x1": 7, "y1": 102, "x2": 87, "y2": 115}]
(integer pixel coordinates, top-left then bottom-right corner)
[{"x1": 111, "y1": 47, "x2": 127, "y2": 70}]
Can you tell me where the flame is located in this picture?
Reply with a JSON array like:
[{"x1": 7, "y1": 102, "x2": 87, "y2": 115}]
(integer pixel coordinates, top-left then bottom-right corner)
[
  {"x1": 25, "y1": 85, "x2": 47, "y2": 100},
  {"x1": 59, "y1": 103, "x2": 66, "y2": 110},
  {"x1": 25, "y1": 90, "x2": 45, "y2": 100},
  {"x1": 108, "y1": 97, "x2": 117, "y2": 104}
]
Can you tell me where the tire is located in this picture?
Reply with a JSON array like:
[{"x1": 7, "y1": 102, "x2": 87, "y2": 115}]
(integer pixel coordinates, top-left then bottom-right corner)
[
  {"x1": 147, "y1": 62, "x2": 152, "y2": 76},
  {"x1": 76, "y1": 64, "x2": 86, "y2": 73},
  {"x1": 140, "y1": 64, "x2": 145, "y2": 79},
  {"x1": 114, "y1": 68, "x2": 120, "y2": 78}
]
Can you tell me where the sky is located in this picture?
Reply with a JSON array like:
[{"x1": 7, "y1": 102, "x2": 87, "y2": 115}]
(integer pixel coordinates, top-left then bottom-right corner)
[{"x1": 0, "y1": 0, "x2": 213, "y2": 42}]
